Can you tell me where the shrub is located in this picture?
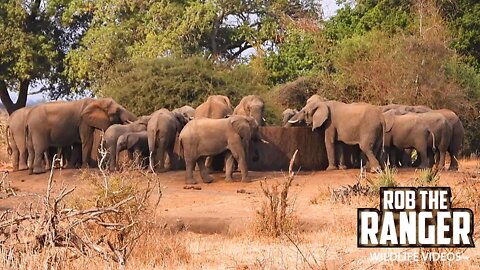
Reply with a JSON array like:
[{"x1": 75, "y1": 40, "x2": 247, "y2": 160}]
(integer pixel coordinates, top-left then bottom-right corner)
[
  {"x1": 367, "y1": 166, "x2": 398, "y2": 195},
  {"x1": 415, "y1": 168, "x2": 440, "y2": 187},
  {"x1": 97, "y1": 57, "x2": 268, "y2": 116}
]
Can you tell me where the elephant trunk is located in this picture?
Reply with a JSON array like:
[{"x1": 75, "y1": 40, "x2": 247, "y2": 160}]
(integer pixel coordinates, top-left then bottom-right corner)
[
  {"x1": 116, "y1": 136, "x2": 128, "y2": 166},
  {"x1": 120, "y1": 109, "x2": 137, "y2": 124}
]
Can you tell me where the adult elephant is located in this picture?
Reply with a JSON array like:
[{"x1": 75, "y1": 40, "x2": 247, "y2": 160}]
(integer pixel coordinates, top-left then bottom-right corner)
[
  {"x1": 26, "y1": 98, "x2": 137, "y2": 174},
  {"x1": 7, "y1": 107, "x2": 33, "y2": 171},
  {"x1": 233, "y1": 95, "x2": 266, "y2": 125},
  {"x1": 383, "y1": 110, "x2": 452, "y2": 169},
  {"x1": 289, "y1": 95, "x2": 384, "y2": 172},
  {"x1": 148, "y1": 109, "x2": 189, "y2": 172},
  {"x1": 383, "y1": 104, "x2": 463, "y2": 170},
  {"x1": 434, "y1": 109, "x2": 463, "y2": 170},
  {"x1": 104, "y1": 115, "x2": 151, "y2": 171},
  {"x1": 179, "y1": 115, "x2": 264, "y2": 184},
  {"x1": 194, "y1": 95, "x2": 233, "y2": 119}
]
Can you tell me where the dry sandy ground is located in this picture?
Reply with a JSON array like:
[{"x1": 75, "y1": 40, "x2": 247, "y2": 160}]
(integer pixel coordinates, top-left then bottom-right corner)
[{"x1": 1, "y1": 159, "x2": 480, "y2": 269}]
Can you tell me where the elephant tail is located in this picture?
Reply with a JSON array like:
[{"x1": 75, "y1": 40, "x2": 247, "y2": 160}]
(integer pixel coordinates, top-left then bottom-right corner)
[
  {"x1": 148, "y1": 129, "x2": 158, "y2": 173},
  {"x1": 428, "y1": 129, "x2": 437, "y2": 152},
  {"x1": 5, "y1": 125, "x2": 12, "y2": 156},
  {"x1": 178, "y1": 137, "x2": 184, "y2": 159},
  {"x1": 381, "y1": 118, "x2": 386, "y2": 153}
]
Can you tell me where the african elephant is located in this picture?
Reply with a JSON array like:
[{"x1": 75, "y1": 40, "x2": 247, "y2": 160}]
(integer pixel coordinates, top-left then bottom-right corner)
[
  {"x1": 282, "y1": 109, "x2": 302, "y2": 127},
  {"x1": 148, "y1": 109, "x2": 189, "y2": 172},
  {"x1": 172, "y1": 105, "x2": 195, "y2": 120},
  {"x1": 383, "y1": 111, "x2": 452, "y2": 169},
  {"x1": 233, "y1": 95, "x2": 266, "y2": 125},
  {"x1": 179, "y1": 115, "x2": 263, "y2": 184},
  {"x1": 116, "y1": 131, "x2": 149, "y2": 167},
  {"x1": 383, "y1": 104, "x2": 463, "y2": 170},
  {"x1": 289, "y1": 95, "x2": 384, "y2": 172},
  {"x1": 26, "y1": 98, "x2": 137, "y2": 174},
  {"x1": 434, "y1": 109, "x2": 463, "y2": 170},
  {"x1": 104, "y1": 115, "x2": 151, "y2": 170},
  {"x1": 7, "y1": 107, "x2": 33, "y2": 171},
  {"x1": 194, "y1": 95, "x2": 233, "y2": 119},
  {"x1": 382, "y1": 104, "x2": 432, "y2": 114}
]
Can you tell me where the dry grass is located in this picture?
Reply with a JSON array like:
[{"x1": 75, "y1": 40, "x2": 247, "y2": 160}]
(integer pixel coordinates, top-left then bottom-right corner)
[{"x1": 253, "y1": 151, "x2": 300, "y2": 239}]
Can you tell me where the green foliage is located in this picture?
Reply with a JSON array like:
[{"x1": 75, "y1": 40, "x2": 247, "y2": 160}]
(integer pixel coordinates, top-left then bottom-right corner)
[
  {"x1": 65, "y1": 0, "x2": 321, "y2": 90},
  {"x1": 264, "y1": 26, "x2": 323, "y2": 85},
  {"x1": 97, "y1": 57, "x2": 268, "y2": 116},
  {"x1": 323, "y1": 0, "x2": 415, "y2": 43},
  {"x1": 437, "y1": 0, "x2": 480, "y2": 70}
]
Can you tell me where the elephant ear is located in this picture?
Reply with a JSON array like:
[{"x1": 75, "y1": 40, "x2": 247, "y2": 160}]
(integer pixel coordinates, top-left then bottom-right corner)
[
  {"x1": 81, "y1": 100, "x2": 110, "y2": 130},
  {"x1": 223, "y1": 96, "x2": 233, "y2": 110},
  {"x1": 127, "y1": 134, "x2": 139, "y2": 149},
  {"x1": 230, "y1": 116, "x2": 251, "y2": 140},
  {"x1": 312, "y1": 103, "x2": 329, "y2": 131},
  {"x1": 384, "y1": 114, "x2": 395, "y2": 132}
]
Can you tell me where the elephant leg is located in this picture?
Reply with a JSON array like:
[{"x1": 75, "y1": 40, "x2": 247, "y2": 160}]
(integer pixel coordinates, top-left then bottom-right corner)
[
  {"x1": 67, "y1": 144, "x2": 81, "y2": 169},
  {"x1": 80, "y1": 125, "x2": 94, "y2": 168},
  {"x1": 44, "y1": 151, "x2": 51, "y2": 170},
  {"x1": 156, "y1": 140, "x2": 166, "y2": 172},
  {"x1": 359, "y1": 141, "x2": 381, "y2": 172},
  {"x1": 127, "y1": 149, "x2": 134, "y2": 160},
  {"x1": 166, "y1": 147, "x2": 175, "y2": 170},
  {"x1": 448, "y1": 149, "x2": 459, "y2": 171},
  {"x1": 438, "y1": 151, "x2": 446, "y2": 170},
  {"x1": 108, "y1": 144, "x2": 117, "y2": 171},
  {"x1": 32, "y1": 146, "x2": 47, "y2": 174},
  {"x1": 338, "y1": 143, "x2": 347, "y2": 170},
  {"x1": 14, "y1": 134, "x2": 29, "y2": 171},
  {"x1": 417, "y1": 146, "x2": 429, "y2": 169},
  {"x1": 10, "y1": 137, "x2": 20, "y2": 171},
  {"x1": 197, "y1": 156, "x2": 213, "y2": 183},
  {"x1": 184, "y1": 156, "x2": 197, "y2": 185},
  {"x1": 224, "y1": 151, "x2": 234, "y2": 181},
  {"x1": 324, "y1": 128, "x2": 337, "y2": 170},
  {"x1": 229, "y1": 142, "x2": 249, "y2": 182}
]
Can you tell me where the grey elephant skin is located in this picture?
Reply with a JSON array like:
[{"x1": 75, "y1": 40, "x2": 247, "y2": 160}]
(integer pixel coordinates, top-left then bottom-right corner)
[
  {"x1": 179, "y1": 115, "x2": 261, "y2": 184},
  {"x1": 289, "y1": 95, "x2": 384, "y2": 172},
  {"x1": 104, "y1": 115, "x2": 150, "y2": 170},
  {"x1": 383, "y1": 104, "x2": 463, "y2": 170},
  {"x1": 194, "y1": 95, "x2": 233, "y2": 119},
  {"x1": 172, "y1": 105, "x2": 195, "y2": 120},
  {"x1": 116, "y1": 131, "x2": 149, "y2": 167},
  {"x1": 383, "y1": 110, "x2": 452, "y2": 169},
  {"x1": 7, "y1": 107, "x2": 33, "y2": 171},
  {"x1": 282, "y1": 108, "x2": 301, "y2": 127},
  {"x1": 233, "y1": 95, "x2": 265, "y2": 125},
  {"x1": 148, "y1": 109, "x2": 189, "y2": 172},
  {"x1": 26, "y1": 98, "x2": 137, "y2": 174}
]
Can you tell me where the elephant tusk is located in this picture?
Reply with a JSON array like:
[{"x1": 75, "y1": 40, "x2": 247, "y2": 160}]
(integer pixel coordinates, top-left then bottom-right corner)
[
  {"x1": 262, "y1": 117, "x2": 266, "y2": 122},
  {"x1": 260, "y1": 139, "x2": 269, "y2": 144},
  {"x1": 288, "y1": 119, "x2": 299, "y2": 124},
  {"x1": 125, "y1": 120, "x2": 133, "y2": 124}
]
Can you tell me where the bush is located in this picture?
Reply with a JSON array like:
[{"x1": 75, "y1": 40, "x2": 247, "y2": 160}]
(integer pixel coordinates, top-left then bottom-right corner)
[
  {"x1": 97, "y1": 57, "x2": 268, "y2": 116},
  {"x1": 367, "y1": 166, "x2": 398, "y2": 195}
]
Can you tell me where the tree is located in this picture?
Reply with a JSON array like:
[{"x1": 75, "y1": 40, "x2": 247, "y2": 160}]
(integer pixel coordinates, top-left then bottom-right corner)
[
  {"x1": 65, "y1": 0, "x2": 322, "y2": 89},
  {"x1": 0, "y1": 0, "x2": 90, "y2": 114}
]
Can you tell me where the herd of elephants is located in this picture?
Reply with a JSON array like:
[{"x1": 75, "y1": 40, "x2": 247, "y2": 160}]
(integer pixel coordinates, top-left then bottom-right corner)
[{"x1": 5, "y1": 94, "x2": 463, "y2": 184}]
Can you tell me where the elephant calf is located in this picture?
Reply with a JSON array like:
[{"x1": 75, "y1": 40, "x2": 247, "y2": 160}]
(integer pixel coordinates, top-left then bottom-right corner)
[
  {"x1": 104, "y1": 116, "x2": 151, "y2": 170},
  {"x1": 116, "y1": 131, "x2": 149, "y2": 168},
  {"x1": 179, "y1": 115, "x2": 264, "y2": 184}
]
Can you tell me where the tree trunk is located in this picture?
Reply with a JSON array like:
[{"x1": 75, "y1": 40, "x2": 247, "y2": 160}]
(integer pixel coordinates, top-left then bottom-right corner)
[{"x1": 0, "y1": 80, "x2": 30, "y2": 115}]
